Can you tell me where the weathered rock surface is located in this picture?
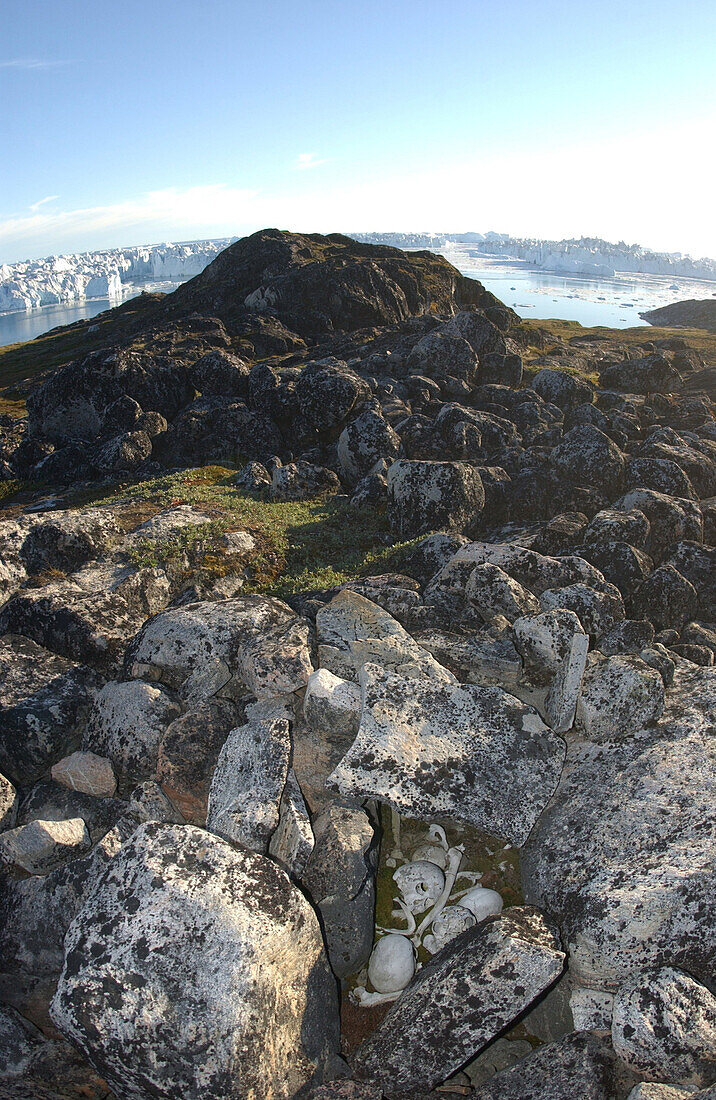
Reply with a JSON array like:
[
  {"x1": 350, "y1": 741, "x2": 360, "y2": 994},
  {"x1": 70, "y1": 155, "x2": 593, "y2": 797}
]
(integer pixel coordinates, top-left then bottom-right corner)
[
  {"x1": 0, "y1": 817, "x2": 90, "y2": 875},
  {"x1": 50, "y1": 822, "x2": 339, "y2": 1100},
  {"x1": 575, "y1": 653, "x2": 665, "y2": 739},
  {"x1": 351, "y1": 907, "x2": 565, "y2": 1093},
  {"x1": 328, "y1": 664, "x2": 566, "y2": 846},
  {"x1": 522, "y1": 665, "x2": 716, "y2": 990},
  {"x1": 206, "y1": 717, "x2": 291, "y2": 852},
  {"x1": 127, "y1": 594, "x2": 313, "y2": 702},
  {"x1": 612, "y1": 967, "x2": 716, "y2": 1088},
  {"x1": 50, "y1": 750, "x2": 117, "y2": 797},
  {"x1": 387, "y1": 459, "x2": 484, "y2": 538},
  {"x1": 0, "y1": 635, "x2": 94, "y2": 785},
  {"x1": 82, "y1": 679, "x2": 182, "y2": 790}
]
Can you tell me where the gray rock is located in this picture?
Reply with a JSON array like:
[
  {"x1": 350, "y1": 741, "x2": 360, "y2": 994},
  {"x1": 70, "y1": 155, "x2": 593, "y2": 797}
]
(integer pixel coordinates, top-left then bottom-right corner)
[
  {"x1": 545, "y1": 629, "x2": 590, "y2": 733},
  {"x1": 351, "y1": 907, "x2": 565, "y2": 1093},
  {"x1": 127, "y1": 594, "x2": 313, "y2": 703},
  {"x1": 83, "y1": 679, "x2": 182, "y2": 791},
  {"x1": 0, "y1": 1003, "x2": 43, "y2": 1077},
  {"x1": 337, "y1": 407, "x2": 401, "y2": 486},
  {"x1": 627, "y1": 1086, "x2": 698, "y2": 1100},
  {"x1": 0, "y1": 817, "x2": 90, "y2": 875},
  {"x1": 16, "y1": 780, "x2": 123, "y2": 844},
  {"x1": 584, "y1": 507, "x2": 651, "y2": 549},
  {"x1": 316, "y1": 589, "x2": 453, "y2": 683},
  {"x1": 630, "y1": 565, "x2": 698, "y2": 631},
  {"x1": 126, "y1": 780, "x2": 185, "y2": 824},
  {"x1": 539, "y1": 582, "x2": 625, "y2": 637},
  {"x1": 532, "y1": 367, "x2": 595, "y2": 412},
  {"x1": 303, "y1": 668, "x2": 362, "y2": 745},
  {"x1": 613, "y1": 490, "x2": 703, "y2": 561},
  {"x1": 302, "y1": 802, "x2": 378, "y2": 979},
  {"x1": 328, "y1": 664, "x2": 566, "y2": 846},
  {"x1": 469, "y1": 1030, "x2": 637, "y2": 1100},
  {"x1": 576, "y1": 654, "x2": 665, "y2": 740},
  {"x1": 387, "y1": 459, "x2": 484, "y2": 539},
  {"x1": 0, "y1": 635, "x2": 94, "y2": 786},
  {"x1": 413, "y1": 623, "x2": 523, "y2": 687},
  {"x1": 0, "y1": 771, "x2": 18, "y2": 831},
  {"x1": 50, "y1": 822, "x2": 339, "y2": 1100},
  {"x1": 465, "y1": 562, "x2": 540, "y2": 622},
  {"x1": 599, "y1": 619, "x2": 656, "y2": 656},
  {"x1": 0, "y1": 562, "x2": 173, "y2": 669},
  {"x1": 268, "y1": 769, "x2": 315, "y2": 877},
  {"x1": 270, "y1": 460, "x2": 341, "y2": 501},
  {"x1": 206, "y1": 717, "x2": 291, "y2": 852},
  {"x1": 551, "y1": 425, "x2": 625, "y2": 494},
  {"x1": 522, "y1": 665, "x2": 716, "y2": 990},
  {"x1": 19, "y1": 509, "x2": 120, "y2": 574},
  {"x1": 570, "y1": 987, "x2": 615, "y2": 1032},
  {"x1": 513, "y1": 608, "x2": 587, "y2": 678},
  {"x1": 612, "y1": 967, "x2": 716, "y2": 1088}
]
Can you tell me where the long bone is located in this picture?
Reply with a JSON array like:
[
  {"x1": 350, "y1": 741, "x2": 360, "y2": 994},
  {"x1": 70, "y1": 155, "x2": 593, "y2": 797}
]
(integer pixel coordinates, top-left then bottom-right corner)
[
  {"x1": 413, "y1": 844, "x2": 464, "y2": 945},
  {"x1": 376, "y1": 898, "x2": 416, "y2": 936}
]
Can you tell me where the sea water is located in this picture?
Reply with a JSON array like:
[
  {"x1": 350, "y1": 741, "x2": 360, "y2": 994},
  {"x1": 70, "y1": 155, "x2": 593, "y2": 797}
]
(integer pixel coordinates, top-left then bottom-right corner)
[{"x1": 1, "y1": 254, "x2": 716, "y2": 349}]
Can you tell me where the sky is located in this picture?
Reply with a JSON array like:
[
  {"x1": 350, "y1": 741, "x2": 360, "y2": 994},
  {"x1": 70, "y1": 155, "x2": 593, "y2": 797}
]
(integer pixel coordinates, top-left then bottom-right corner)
[{"x1": 2, "y1": 0, "x2": 716, "y2": 264}]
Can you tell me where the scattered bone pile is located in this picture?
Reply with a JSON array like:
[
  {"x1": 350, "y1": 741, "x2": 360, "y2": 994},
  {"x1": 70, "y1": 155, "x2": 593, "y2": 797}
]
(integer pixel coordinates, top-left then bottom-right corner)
[{"x1": 0, "y1": 230, "x2": 715, "y2": 1099}]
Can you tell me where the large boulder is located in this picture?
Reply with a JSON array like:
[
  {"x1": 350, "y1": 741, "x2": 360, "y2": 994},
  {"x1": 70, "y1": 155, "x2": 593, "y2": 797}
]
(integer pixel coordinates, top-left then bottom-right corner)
[
  {"x1": 0, "y1": 635, "x2": 95, "y2": 786},
  {"x1": 27, "y1": 348, "x2": 193, "y2": 444},
  {"x1": 522, "y1": 664, "x2": 716, "y2": 990},
  {"x1": 351, "y1": 907, "x2": 564, "y2": 1093},
  {"x1": 127, "y1": 595, "x2": 313, "y2": 703},
  {"x1": 387, "y1": 459, "x2": 484, "y2": 538},
  {"x1": 50, "y1": 822, "x2": 339, "y2": 1100},
  {"x1": 154, "y1": 397, "x2": 283, "y2": 467},
  {"x1": 19, "y1": 509, "x2": 120, "y2": 575},
  {"x1": 531, "y1": 368, "x2": 595, "y2": 412},
  {"x1": 337, "y1": 407, "x2": 401, "y2": 486},
  {"x1": 551, "y1": 425, "x2": 625, "y2": 495},
  {"x1": 328, "y1": 663, "x2": 566, "y2": 846}
]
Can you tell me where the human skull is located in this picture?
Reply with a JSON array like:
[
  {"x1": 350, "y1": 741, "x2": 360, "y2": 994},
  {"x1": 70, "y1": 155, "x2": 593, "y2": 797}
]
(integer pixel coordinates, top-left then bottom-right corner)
[
  {"x1": 367, "y1": 933, "x2": 416, "y2": 993},
  {"x1": 411, "y1": 825, "x2": 450, "y2": 869},
  {"x1": 459, "y1": 886, "x2": 503, "y2": 923},
  {"x1": 393, "y1": 860, "x2": 445, "y2": 914},
  {"x1": 423, "y1": 905, "x2": 476, "y2": 954}
]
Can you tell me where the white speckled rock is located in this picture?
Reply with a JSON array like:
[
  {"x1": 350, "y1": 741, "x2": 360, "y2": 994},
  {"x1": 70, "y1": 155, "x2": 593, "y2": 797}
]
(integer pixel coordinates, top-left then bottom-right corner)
[
  {"x1": 83, "y1": 680, "x2": 182, "y2": 790},
  {"x1": 612, "y1": 967, "x2": 716, "y2": 1088},
  {"x1": 522, "y1": 665, "x2": 716, "y2": 990},
  {"x1": 328, "y1": 664, "x2": 566, "y2": 846},
  {"x1": 0, "y1": 771, "x2": 18, "y2": 831},
  {"x1": 316, "y1": 589, "x2": 454, "y2": 683},
  {"x1": 386, "y1": 459, "x2": 485, "y2": 539},
  {"x1": 268, "y1": 769, "x2": 314, "y2": 877},
  {"x1": 206, "y1": 717, "x2": 291, "y2": 853},
  {"x1": 127, "y1": 594, "x2": 313, "y2": 703},
  {"x1": 50, "y1": 822, "x2": 339, "y2": 1100},
  {"x1": 303, "y1": 668, "x2": 362, "y2": 743},
  {"x1": 513, "y1": 608, "x2": 587, "y2": 677},
  {"x1": 539, "y1": 582, "x2": 625, "y2": 637},
  {"x1": 351, "y1": 907, "x2": 565, "y2": 1093},
  {"x1": 570, "y1": 987, "x2": 615, "y2": 1032},
  {"x1": 576, "y1": 654, "x2": 665, "y2": 740},
  {"x1": 0, "y1": 817, "x2": 90, "y2": 875},
  {"x1": 545, "y1": 629, "x2": 590, "y2": 733},
  {"x1": 465, "y1": 562, "x2": 540, "y2": 622},
  {"x1": 51, "y1": 751, "x2": 117, "y2": 797}
]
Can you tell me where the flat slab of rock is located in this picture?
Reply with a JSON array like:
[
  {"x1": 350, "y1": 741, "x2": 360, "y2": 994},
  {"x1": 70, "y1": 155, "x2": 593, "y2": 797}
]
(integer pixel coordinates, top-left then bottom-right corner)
[
  {"x1": 470, "y1": 1030, "x2": 638, "y2": 1100},
  {"x1": 127, "y1": 594, "x2": 313, "y2": 702},
  {"x1": 351, "y1": 907, "x2": 564, "y2": 1093},
  {"x1": 50, "y1": 751, "x2": 116, "y2": 798},
  {"x1": 50, "y1": 822, "x2": 339, "y2": 1100},
  {"x1": 575, "y1": 654, "x2": 665, "y2": 740},
  {"x1": 328, "y1": 664, "x2": 566, "y2": 846},
  {"x1": 522, "y1": 665, "x2": 716, "y2": 990},
  {"x1": 0, "y1": 817, "x2": 90, "y2": 875},
  {"x1": 316, "y1": 590, "x2": 453, "y2": 683},
  {"x1": 206, "y1": 717, "x2": 291, "y2": 852}
]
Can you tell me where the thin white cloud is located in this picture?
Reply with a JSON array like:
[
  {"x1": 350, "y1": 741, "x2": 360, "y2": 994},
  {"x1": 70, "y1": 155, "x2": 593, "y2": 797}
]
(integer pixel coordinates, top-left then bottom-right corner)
[
  {"x1": 0, "y1": 185, "x2": 259, "y2": 260},
  {"x1": 294, "y1": 153, "x2": 328, "y2": 171},
  {"x1": 29, "y1": 195, "x2": 60, "y2": 212},
  {"x1": 0, "y1": 58, "x2": 69, "y2": 70}
]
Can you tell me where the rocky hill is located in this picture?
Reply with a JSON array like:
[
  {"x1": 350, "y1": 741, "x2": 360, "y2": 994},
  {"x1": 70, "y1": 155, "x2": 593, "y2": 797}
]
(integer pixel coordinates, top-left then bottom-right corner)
[
  {"x1": 0, "y1": 229, "x2": 715, "y2": 1100},
  {"x1": 642, "y1": 297, "x2": 716, "y2": 332}
]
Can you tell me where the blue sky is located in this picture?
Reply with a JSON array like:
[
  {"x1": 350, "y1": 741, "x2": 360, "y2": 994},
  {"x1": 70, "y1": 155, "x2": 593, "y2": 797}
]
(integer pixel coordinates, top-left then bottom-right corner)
[{"x1": 2, "y1": 0, "x2": 715, "y2": 262}]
